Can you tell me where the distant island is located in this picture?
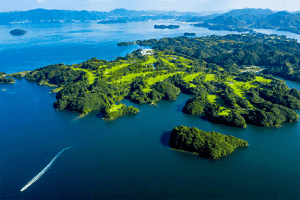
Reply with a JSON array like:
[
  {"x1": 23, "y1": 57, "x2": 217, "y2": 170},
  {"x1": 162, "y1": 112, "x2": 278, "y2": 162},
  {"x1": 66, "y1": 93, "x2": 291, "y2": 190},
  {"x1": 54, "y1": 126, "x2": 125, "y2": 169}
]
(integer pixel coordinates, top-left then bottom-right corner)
[
  {"x1": 97, "y1": 16, "x2": 175, "y2": 24},
  {"x1": 184, "y1": 32, "x2": 196, "y2": 36},
  {"x1": 154, "y1": 25, "x2": 180, "y2": 29},
  {"x1": 169, "y1": 125, "x2": 248, "y2": 159},
  {"x1": 10, "y1": 29, "x2": 27, "y2": 36}
]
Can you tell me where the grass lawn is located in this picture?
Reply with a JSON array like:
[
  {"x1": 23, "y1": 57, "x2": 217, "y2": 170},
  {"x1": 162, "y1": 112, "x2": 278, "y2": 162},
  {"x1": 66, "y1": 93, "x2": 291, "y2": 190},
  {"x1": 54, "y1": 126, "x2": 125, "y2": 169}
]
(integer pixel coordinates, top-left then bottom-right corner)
[
  {"x1": 142, "y1": 72, "x2": 184, "y2": 92},
  {"x1": 142, "y1": 56, "x2": 156, "y2": 65},
  {"x1": 183, "y1": 72, "x2": 202, "y2": 82},
  {"x1": 205, "y1": 74, "x2": 215, "y2": 82},
  {"x1": 104, "y1": 63, "x2": 130, "y2": 74},
  {"x1": 255, "y1": 76, "x2": 272, "y2": 83},
  {"x1": 207, "y1": 94, "x2": 217, "y2": 103},
  {"x1": 113, "y1": 72, "x2": 152, "y2": 84},
  {"x1": 72, "y1": 67, "x2": 97, "y2": 85},
  {"x1": 109, "y1": 104, "x2": 123, "y2": 112}
]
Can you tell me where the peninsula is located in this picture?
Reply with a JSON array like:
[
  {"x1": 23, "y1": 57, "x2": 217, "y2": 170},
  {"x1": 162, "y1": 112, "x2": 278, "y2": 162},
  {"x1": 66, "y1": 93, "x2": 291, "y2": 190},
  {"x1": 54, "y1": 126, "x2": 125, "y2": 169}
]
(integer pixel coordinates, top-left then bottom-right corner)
[{"x1": 21, "y1": 33, "x2": 300, "y2": 127}]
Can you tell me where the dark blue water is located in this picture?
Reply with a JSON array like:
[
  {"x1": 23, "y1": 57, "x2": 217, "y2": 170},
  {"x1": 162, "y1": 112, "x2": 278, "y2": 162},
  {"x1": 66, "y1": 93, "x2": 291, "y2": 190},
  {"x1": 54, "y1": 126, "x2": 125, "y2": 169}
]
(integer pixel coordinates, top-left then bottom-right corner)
[{"x1": 1, "y1": 22, "x2": 300, "y2": 199}]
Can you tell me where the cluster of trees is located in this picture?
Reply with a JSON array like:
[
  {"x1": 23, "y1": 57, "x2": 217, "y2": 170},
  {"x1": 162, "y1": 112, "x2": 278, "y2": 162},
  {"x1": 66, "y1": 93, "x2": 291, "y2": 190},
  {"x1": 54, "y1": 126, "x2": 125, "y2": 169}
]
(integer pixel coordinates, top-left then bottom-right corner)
[
  {"x1": 204, "y1": 102, "x2": 247, "y2": 128},
  {"x1": 53, "y1": 80, "x2": 130, "y2": 115},
  {"x1": 218, "y1": 82, "x2": 250, "y2": 109},
  {"x1": 169, "y1": 125, "x2": 248, "y2": 159},
  {"x1": 128, "y1": 78, "x2": 181, "y2": 104},
  {"x1": 0, "y1": 76, "x2": 15, "y2": 83},
  {"x1": 126, "y1": 33, "x2": 300, "y2": 72},
  {"x1": 245, "y1": 88, "x2": 299, "y2": 126},
  {"x1": 182, "y1": 91, "x2": 207, "y2": 114},
  {"x1": 26, "y1": 64, "x2": 85, "y2": 86}
]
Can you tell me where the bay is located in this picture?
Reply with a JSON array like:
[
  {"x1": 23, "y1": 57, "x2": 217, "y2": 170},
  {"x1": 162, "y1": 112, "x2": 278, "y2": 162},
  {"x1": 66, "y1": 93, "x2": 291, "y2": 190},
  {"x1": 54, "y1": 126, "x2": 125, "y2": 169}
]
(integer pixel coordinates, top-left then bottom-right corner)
[{"x1": 1, "y1": 21, "x2": 300, "y2": 199}]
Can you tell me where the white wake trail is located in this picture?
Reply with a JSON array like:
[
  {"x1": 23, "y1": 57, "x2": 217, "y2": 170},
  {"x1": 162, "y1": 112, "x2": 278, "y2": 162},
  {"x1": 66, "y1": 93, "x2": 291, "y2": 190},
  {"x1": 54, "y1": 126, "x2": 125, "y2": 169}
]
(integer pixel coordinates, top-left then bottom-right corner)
[{"x1": 20, "y1": 147, "x2": 74, "y2": 192}]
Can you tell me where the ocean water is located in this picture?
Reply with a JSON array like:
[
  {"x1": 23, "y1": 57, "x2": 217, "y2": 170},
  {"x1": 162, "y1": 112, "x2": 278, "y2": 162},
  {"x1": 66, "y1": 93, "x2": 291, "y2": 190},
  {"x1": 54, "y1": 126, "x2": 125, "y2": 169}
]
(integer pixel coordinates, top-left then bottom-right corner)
[{"x1": 1, "y1": 21, "x2": 300, "y2": 199}]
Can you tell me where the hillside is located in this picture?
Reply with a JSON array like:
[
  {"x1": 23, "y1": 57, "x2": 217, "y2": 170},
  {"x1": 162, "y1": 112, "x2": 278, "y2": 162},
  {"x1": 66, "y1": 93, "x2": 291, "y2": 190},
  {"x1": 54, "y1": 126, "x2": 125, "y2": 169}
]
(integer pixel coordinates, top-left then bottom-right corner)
[{"x1": 192, "y1": 8, "x2": 300, "y2": 35}]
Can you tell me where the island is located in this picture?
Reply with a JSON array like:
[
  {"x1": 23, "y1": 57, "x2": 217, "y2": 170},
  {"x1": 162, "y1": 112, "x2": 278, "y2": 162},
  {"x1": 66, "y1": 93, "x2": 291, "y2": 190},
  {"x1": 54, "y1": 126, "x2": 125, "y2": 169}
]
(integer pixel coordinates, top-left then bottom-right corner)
[
  {"x1": 20, "y1": 33, "x2": 300, "y2": 126},
  {"x1": 184, "y1": 32, "x2": 196, "y2": 36},
  {"x1": 154, "y1": 25, "x2": 180, "y2": 29},
  {"x1": 169, "y1": 125, "x2": 248, "y2": 159},
  {"x1": 10, "y1": 29, "x2": 27, "y2": 36}
]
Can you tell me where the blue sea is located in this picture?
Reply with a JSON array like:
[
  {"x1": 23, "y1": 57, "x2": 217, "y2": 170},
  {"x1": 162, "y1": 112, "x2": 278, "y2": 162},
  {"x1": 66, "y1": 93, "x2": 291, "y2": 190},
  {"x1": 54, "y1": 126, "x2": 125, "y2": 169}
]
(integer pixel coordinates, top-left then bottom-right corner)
[{"x1": 1, "y1": 21, "x2": 300, "y2": 199}]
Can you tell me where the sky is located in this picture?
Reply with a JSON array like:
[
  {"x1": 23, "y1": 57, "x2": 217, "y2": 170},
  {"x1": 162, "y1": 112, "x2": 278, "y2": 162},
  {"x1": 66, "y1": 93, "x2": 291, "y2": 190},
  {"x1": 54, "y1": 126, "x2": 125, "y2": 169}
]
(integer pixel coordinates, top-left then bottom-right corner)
[{"x1": 0, "y1": 0, "x2": 299, "y2": 13}]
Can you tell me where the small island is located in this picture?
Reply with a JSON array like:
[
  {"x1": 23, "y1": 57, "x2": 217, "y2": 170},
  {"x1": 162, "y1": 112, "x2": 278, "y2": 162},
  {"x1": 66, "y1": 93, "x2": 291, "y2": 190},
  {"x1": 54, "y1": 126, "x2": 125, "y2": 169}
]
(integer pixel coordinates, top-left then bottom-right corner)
[
  {"x1": 184, "y1": 32, "x2": 196, "y2": 36},
  {"x1": 10, "y1": 29, "x2": 27, "y2": 36},
  {"x1": 154, "y1": 25, "x2": 180, "y2": 29},
  {"x1": 169, "y1": 125, "x2": 248, "y2": 160}
]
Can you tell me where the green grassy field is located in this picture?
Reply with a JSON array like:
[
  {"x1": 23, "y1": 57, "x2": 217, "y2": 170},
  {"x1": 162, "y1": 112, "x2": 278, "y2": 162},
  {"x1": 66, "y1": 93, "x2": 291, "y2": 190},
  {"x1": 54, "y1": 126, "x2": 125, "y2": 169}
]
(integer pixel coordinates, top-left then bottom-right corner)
[
  {"x1": 104, "y1": 63, "x2": 130, "y2": 74},
  {"x1": 72, "y1": 67, "x2": 97, "y2": 85},
  {"x1": 205, "y1": 74, "x2": 215, "y2": 82},
  {"x1": 142, "y1": 72, "x2": 185, "y2": 92},
  {"x1": 183, "y1": 73, "x2": 202, "y2": 82},
  {"x1": 113, "y1": 72, "x2": 153, "y2": 84},
  {"x1": 207, "y1": 94, "x2": 217, "y2": 103},
  {"x1": 109, "y1": 104, "x2": 123, "y2": 112}
]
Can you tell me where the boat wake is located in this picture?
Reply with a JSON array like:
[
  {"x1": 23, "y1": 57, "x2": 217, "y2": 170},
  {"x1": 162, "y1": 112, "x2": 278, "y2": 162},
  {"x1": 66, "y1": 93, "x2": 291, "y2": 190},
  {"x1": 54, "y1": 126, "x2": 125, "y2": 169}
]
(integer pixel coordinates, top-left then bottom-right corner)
[{"x1": 20, "y1": 147, "x2": 74, "y2": 192}]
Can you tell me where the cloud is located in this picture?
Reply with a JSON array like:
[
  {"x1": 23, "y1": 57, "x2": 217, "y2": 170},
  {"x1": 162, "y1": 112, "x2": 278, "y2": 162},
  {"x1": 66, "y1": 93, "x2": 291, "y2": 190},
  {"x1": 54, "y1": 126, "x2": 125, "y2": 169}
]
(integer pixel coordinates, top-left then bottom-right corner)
[{"x1": 36, "y1": 0, "x2": 45, "y2": 2}]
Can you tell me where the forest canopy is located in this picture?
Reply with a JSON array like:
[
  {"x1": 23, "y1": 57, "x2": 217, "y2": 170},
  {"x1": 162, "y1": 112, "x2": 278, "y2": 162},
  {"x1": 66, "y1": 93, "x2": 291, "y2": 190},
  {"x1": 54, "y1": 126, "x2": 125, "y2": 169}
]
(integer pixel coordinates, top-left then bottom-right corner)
[{"x1": 169, "y1": 125, "x2": 248, "y2": 159}]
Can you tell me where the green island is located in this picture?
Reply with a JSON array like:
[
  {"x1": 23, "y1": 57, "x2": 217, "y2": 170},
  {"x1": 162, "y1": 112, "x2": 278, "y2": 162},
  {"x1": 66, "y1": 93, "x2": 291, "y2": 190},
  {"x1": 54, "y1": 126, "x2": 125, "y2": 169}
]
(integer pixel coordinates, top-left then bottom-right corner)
[
  {"x1": 19, "y1": 32, "x2": 300, "y2": 125},
  {"x1": 10, "y1": 29, "x2": 27, "y2": 36},
  {"x1": 154, "y1": 25, "x2": 180, "y2": 29},
  {"x1": 169, "y1": 125, "x2": 248, "y2": 160},
  {"x1": 184, "y1": 32, "x2": 196, "y2": 36}
]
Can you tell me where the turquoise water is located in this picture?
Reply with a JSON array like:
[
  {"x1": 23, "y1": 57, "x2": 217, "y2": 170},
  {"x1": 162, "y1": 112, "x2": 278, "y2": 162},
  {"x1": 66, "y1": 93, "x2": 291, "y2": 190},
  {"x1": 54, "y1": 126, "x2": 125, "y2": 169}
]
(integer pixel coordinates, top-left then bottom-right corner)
[{"x1": 1, "y1": 22, "x2": 300, "y2": 199}]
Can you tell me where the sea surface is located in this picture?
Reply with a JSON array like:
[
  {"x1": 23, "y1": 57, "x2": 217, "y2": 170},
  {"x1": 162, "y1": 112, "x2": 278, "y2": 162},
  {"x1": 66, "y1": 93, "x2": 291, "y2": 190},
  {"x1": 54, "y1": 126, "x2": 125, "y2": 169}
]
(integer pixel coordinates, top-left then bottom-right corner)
[{"x1": 1, "y1": 21, "x2": 300, "y2": 199}]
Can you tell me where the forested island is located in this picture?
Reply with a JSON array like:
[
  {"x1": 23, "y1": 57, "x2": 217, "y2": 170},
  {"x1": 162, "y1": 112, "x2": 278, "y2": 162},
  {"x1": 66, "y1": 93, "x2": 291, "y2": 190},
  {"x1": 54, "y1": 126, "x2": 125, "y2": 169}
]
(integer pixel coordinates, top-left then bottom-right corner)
[
  {"x1": 169, "y1": 125, "x2": 248, "y2": 159},
  {"x1": 154, "y1": 25, "x2": 180, "y2": 29},
  {"x1": 10, "y1": 29, "x2": 27, "y2": 36},
  {"x1": 18, "y1": 33, "x2": 300, "y2": 126},
  {"x1": 97, "y1": 16, "x2": 176, "y2": 24},
  {"x1": 184, "y1": 33, "x2": 196, "y2": 36}
]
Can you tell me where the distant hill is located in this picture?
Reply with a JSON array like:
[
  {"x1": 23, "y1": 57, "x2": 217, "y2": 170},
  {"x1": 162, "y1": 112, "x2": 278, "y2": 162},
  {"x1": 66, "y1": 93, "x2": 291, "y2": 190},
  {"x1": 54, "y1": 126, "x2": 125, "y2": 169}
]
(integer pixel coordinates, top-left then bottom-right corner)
[
  {"x1": 205, "y1": 8, "x2": 274, "y2": 24},
  {"x1": 0, "y1": 8, "x2": 201, "y2": 24},
  {"x1": 253, "y1": 11, "x2": 300, "y2": 30},
  {"x1": 193, "y1": 8, "x2": 300, "y2": 35}
]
